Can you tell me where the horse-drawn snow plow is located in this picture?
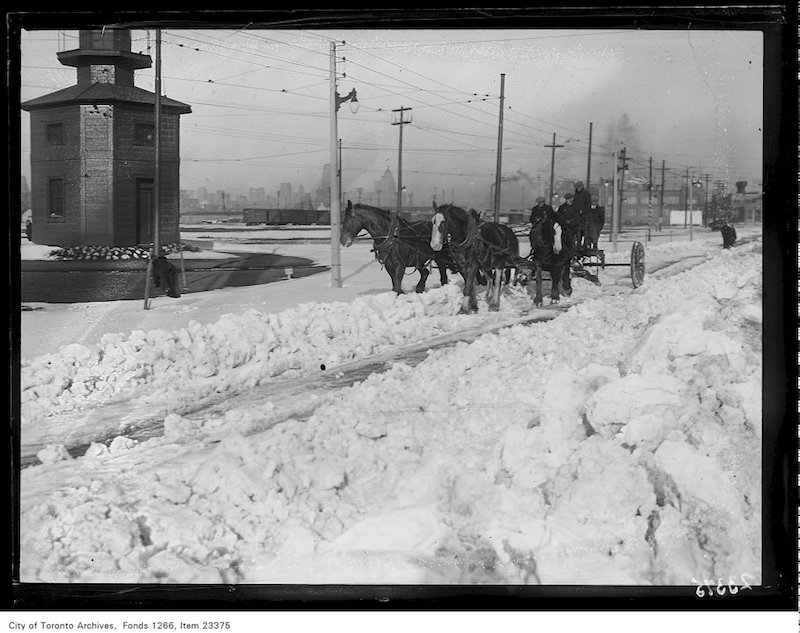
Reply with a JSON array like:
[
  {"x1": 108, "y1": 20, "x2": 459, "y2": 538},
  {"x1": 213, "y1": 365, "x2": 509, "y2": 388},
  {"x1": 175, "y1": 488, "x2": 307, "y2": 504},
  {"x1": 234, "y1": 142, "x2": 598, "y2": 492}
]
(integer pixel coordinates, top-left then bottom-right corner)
[
  {"x1": 569, "y1": 241, "x2": 646, "y2": 288},
  {"x1": 511, "y1": 226, "x2": 645, "y2": 289}
]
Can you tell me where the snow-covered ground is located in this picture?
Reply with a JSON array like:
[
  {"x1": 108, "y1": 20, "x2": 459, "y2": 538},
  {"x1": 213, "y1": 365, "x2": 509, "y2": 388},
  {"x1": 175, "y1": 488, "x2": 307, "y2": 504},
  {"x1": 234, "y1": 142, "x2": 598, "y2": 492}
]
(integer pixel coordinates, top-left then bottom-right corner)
[{"x1": 18, "y1": 224, "x2": 766, "y2": 587}]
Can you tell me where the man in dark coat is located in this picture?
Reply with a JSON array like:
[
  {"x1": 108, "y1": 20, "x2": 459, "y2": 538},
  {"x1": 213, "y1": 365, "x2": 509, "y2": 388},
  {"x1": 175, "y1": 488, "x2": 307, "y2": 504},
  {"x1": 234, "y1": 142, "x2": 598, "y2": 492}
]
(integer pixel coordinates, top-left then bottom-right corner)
[
  {"x1": 557, "y1": 192, "x2": 583, "y2": 247},
  {"x1": 585, "y1": 196, "x2": 605, "y2": 249},
  {"x1": 25, "y1": 219, "x2": 33, "y2": 242},
  {"x1": 720, "y1": 222, "x2": 737, "y2": 249},
  {"x1": 573, "y1": 181, "x2": 592, "y2": 246},
  {"x1": 528, "y1": 195, "x2": 554, "y2": 224},
  {"x1": 152, "y1": 254, "x2": 181, "y2": 298}
]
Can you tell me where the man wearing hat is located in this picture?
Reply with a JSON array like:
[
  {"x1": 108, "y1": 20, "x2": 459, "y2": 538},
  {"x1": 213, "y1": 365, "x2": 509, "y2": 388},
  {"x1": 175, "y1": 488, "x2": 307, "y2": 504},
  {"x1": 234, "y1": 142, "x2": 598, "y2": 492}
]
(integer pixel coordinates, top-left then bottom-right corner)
[
  {"x1": 573, "y1": 180, "x2": 592, "y2": 247},
  {"x1": 557, "y1": 192, "x2": 583, "y2": 245},
  {"x1": 528, "y1": 195, "x2": 554, "y2": 225},
  {"x1": 586, "y1": 196, "x2": 605, "y2": 250}
]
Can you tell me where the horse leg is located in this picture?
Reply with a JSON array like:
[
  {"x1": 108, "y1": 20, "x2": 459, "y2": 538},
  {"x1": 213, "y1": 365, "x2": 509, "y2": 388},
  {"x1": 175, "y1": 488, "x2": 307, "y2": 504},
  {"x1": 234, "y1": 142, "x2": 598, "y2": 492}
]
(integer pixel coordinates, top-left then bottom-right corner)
[
  {"x1": 562, "y1": 261, "x2": 573, "y2": 297},
  {"x1": 415, "y1": 266, "x2": 429, "y2": 293},
  {"x1": 532, "y1": 262, "x2": 544, "y2": 307},
  {"x1": 550, "y1": 262, "x2": 562, "y2": 304},
  {"x1": 488, "y1": 268, "x2": 502, "y2": 311},
  {"x1": 460, "y1": 268, "x2": 478, "y2": 314},
  {"x1": 435, "y1": 254, "x2": 448, "y2": 285},
  {"x1": 389, "y1": 262, "x2": 404, "y2": 295}
]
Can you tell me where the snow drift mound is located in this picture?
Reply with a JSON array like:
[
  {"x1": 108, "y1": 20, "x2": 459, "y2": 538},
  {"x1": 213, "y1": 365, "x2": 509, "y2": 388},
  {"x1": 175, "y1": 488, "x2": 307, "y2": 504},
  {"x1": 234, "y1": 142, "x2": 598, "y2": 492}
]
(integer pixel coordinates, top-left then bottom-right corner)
[{"x1": 20, "y1": 242, "x2": 763, "y2": 584}]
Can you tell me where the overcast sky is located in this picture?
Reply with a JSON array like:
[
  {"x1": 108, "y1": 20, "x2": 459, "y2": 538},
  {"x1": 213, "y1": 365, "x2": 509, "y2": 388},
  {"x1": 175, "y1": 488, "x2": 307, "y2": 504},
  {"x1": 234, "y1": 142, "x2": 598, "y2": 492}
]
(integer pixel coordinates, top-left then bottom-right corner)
[{"x1": 19, "y1": 27, "x2": 763, "y2": 206}]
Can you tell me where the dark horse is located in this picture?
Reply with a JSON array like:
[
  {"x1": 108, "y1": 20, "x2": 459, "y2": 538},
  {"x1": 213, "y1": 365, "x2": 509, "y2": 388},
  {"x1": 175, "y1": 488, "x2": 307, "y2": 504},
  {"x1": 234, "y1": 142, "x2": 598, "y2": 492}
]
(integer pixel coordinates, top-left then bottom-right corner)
[
  {"x1": 340, "y1": 201, "x2": 456, "y2": 294},
  {"x1": 528, "y1": 205, "x2": 575, "y2": 307},
  {"x1": 432, "y1": 203, "x2": 519, "y2": 314}
]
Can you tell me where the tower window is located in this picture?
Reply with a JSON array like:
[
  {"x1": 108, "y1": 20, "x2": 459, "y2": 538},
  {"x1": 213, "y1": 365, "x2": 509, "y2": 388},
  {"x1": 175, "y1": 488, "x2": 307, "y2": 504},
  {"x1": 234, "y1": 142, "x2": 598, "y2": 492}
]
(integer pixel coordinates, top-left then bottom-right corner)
[
  {"x1": 133, "y1": 122, "x2": 155, "y2": 145},
  {"x1": 45, "y1": 122, "x2": 64, "y2": 146},
  {"x1": 48, "y1": 178, "x2": 65, "y2": 218}
]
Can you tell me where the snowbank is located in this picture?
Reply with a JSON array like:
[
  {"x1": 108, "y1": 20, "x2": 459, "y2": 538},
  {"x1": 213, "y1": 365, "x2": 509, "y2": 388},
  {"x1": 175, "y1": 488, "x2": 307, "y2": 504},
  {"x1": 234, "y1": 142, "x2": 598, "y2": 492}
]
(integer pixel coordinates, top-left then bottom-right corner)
[{"x1": 19, "y1": 238, "x2": 762, "y2": 585}]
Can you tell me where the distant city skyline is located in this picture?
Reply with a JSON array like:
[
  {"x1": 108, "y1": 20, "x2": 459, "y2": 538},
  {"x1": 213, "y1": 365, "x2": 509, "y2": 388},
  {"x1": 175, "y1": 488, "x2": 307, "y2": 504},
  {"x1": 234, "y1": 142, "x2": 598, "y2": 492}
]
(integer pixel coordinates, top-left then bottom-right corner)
[{"x1": 18, "y1": 25, "x2": 764, "y2": 212}]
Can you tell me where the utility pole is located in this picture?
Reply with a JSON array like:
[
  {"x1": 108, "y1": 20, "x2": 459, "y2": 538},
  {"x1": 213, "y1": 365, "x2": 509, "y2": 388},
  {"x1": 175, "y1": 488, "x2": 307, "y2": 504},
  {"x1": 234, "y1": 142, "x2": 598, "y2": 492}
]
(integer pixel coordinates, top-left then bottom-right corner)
[
  {"x1": 659, "y1": 160, "x2": 665, "y2": 230},
  {"x1": 545, "y1": 133, "x2": 563, "y2": 205},
  {"x1": 618, "y1": 147, "x2": 628, "y2": 236},
  {"x1": 586, "y1": 121, "x2": 593, "y2": 187},
  {"x1": 329, "y1": 41, "x2": 359, "y2": 288},
  {"x1": 702, "y1": 173, "x2": 711, "y2": 225},
  {"x1": 392, "y1": 106, "x2": 412, "y2": 214},
  {"x1": 684, "y1": 167, "x2": 689, "y2": 229},
  {"x1": 689, "y1": 170, "x2": 695, "y2": 242},
  {"x1": 144, "y1": 28, "x2": 162, "y2": 310},
  {"x1": 611, "y1": 150, "x2": 619, "y2": 251},
  {"x1": 329, "y1": 41, "x2": 341, "y2": 288},
  {"x1": 493, "y1": 73, "x2": 506, "y2": 222},
  {"x1": 338, "y1": 138, "x2": 342, "y2": 210},
  {"x1": 647, "y1": 156, "x2": 652, "y2": 241}
]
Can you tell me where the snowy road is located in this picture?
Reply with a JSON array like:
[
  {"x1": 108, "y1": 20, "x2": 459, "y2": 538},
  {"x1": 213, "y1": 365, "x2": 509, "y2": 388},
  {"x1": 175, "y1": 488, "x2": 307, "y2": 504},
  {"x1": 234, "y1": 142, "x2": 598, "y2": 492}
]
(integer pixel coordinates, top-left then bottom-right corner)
[{"x1": 19, "y1": 231, "x2": 765, "y2": 585}]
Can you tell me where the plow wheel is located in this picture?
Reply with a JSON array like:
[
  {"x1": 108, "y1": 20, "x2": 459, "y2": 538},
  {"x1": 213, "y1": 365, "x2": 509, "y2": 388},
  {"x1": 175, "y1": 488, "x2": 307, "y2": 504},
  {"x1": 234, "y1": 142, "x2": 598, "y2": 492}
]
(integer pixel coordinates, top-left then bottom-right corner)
[{"x1": 630, "y1": 241, "x2": 646, "y2": 288}]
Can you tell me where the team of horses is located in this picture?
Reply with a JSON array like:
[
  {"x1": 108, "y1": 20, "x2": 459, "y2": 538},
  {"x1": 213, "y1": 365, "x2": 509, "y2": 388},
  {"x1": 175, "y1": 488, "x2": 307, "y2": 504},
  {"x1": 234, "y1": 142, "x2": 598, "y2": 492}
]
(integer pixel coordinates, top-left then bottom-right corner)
[{"x1": 339, "y1": 199, "x2": 578, "y2": 314}]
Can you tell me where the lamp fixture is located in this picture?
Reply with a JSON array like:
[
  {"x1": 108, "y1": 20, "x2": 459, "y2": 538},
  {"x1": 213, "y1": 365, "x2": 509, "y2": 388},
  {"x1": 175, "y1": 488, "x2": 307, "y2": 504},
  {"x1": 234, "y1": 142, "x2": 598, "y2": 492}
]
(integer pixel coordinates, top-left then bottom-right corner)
[{"x1": 336, "y1": 88, "x2": 359, "y2": 114}]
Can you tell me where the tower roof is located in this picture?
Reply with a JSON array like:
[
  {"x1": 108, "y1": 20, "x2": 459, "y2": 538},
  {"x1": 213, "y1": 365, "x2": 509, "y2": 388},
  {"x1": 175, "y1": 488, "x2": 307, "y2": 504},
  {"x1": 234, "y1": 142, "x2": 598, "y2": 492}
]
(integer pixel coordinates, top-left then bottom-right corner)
[
  {"x1": 21, "y1": 28, "x2": 191, "y2": 114},
  {"x1": 21, "y1": 83, "x2": 191, "y2": 113}
]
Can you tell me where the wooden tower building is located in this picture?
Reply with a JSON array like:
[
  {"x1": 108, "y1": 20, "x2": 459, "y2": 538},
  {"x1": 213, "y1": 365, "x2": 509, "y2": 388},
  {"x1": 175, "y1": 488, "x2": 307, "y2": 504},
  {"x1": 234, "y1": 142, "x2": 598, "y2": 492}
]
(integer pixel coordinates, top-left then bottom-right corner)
[{"x1": 21, "y1": 29, "x2": 191, "y2": 247}]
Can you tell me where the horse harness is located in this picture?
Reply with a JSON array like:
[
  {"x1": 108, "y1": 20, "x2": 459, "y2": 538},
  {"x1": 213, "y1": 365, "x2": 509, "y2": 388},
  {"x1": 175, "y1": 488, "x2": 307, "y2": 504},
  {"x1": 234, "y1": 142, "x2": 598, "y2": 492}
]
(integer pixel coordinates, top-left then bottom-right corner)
[
  {"x1": 444, "y1": 215, "x2": 519, "y2": 269},
  {"x1": 371, "y1": 216, "x2": 441, "y2": 272}
]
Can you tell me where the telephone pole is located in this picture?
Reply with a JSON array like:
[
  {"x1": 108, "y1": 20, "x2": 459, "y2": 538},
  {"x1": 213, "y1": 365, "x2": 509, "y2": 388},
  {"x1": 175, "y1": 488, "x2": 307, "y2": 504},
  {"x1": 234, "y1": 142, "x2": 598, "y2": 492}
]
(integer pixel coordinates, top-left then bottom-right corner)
[
  {"x1": 618, "y1": 147, "x2": 628, "y2": 236},
  {"x1": 611, "y1": 150, "x2": 619, "y2": 251},
  {"x1": 586, "y1": 121, "x2": 593, "y2": 187},
  {"x1": 338, "y1": 138, "x2": 343, "y2": 209},
  {"x1": 659, "y1": 160, "x2": 666, "y2": 230},
  {"x1": 329, "y1": 41, "x2": 342, "y2": 287},
  {"x1": 702, "y1": 173, "x2": 712, "y2": 225},
  {"x1": 647, "y1": 156, "x2": 653, "y2": 240},
  {"x1": 545, "y1": 133, "x2": 564, "y2": 205},
  {"x1": 684, "y1": 167, "x2": 690, "y2": 230},
  {"x1": 392, "y1": 106, "x2": 412, "y2": 213},
  {"x1": 689, "y1": 170, "x2": 695, "y2": 242},
  {"x1": 493, "y1": 73, "x2": 505, "y2": 222},
  {"x1": 328, "y1": 42, "x2": 359, "y2": 288},
  {"x1": 144, "y1": 28, "x2": 162, "y2": 310}
]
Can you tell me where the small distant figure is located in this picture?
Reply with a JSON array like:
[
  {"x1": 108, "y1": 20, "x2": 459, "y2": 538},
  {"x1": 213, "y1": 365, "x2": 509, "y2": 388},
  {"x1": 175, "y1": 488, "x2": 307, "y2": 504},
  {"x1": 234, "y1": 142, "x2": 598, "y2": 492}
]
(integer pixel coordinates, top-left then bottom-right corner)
[
  {"x1": 720, "y1": 222, "x2": 737, "y2": 249},
  {"x1": 25, "y1": 219, "x2": 33, "y2": 242},
  {"x1": 152, "y1": 254, "x2": 181, "y2": 298},
  {"x1": 585, "y1": 196, "x2": 605, "y2": 250}
]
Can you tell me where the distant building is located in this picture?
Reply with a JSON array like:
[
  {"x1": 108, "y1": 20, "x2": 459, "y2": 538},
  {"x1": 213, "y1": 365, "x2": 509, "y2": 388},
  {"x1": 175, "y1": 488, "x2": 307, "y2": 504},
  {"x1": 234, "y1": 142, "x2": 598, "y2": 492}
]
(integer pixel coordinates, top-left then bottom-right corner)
[
  {"x1": 20, "y1": 29, "x2": 191, "y2": 247},
  {"x1": 249, "y1": 187, "x2": 266, "y2": 204},
  {"x1": 278, "y1": 182, "x2": 292, "y2": 209},
  {"x1": 314, "y1": 163, "x2": 331, "y2": 209}
]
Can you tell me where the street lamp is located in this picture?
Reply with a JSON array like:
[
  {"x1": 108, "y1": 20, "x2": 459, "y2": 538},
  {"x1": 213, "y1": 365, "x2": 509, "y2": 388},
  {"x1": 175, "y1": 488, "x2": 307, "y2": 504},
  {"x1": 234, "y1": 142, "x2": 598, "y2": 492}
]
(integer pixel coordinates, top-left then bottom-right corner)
[{"x1": 336, "y1": 87, "x2": 359, "y2": 114}]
